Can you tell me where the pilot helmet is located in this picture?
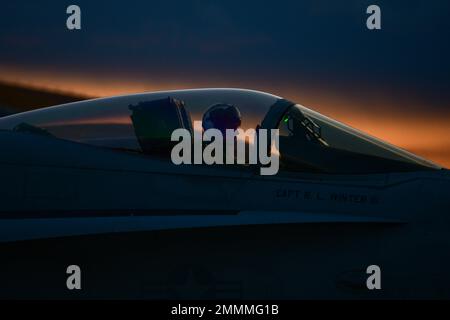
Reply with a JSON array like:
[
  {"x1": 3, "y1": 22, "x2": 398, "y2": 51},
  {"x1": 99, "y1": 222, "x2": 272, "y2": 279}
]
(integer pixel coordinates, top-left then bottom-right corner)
[{"x1": 202, "y1": 103, "x2": 242, "y2": 134}]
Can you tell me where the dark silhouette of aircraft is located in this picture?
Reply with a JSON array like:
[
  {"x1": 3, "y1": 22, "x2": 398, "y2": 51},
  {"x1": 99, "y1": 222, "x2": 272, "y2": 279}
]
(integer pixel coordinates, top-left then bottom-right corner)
[{"x1": 0, "y1": 88, "x2": 448, "y2": 299}]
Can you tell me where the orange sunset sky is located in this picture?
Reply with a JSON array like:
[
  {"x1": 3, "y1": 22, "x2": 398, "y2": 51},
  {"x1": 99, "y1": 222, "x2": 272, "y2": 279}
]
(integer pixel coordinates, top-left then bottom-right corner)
[
  {"x1": 1, "y1": 1, "x2": 450, "y2": 168},
  {"x1": 1, "y1": 64, "x2": 449, "y2": 168}
]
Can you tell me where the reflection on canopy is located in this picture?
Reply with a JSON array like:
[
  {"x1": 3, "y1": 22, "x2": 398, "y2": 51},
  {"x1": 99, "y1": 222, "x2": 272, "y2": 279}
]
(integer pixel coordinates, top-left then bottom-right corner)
[{"x1": 0, "y1": 88, "x2": 278, "y2": 152}]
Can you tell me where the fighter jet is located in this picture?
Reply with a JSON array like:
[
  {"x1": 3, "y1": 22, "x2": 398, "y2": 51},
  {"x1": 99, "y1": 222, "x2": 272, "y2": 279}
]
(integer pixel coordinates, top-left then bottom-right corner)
[{"x1": 0, "y1": 88, "x2": 449, "y2": 299}]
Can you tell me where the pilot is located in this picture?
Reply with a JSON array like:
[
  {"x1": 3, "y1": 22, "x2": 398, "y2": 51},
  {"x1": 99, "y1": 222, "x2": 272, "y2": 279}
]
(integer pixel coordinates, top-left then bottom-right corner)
[{"x1": 202, "y1": 103, "x2": 242, "y2": 135}]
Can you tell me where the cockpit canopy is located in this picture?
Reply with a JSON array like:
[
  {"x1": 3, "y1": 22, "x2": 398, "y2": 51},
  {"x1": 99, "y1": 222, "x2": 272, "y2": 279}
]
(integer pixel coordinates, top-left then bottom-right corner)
[{"x1": 0, "y1": 88, "x2": 440, "y2": 173}]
